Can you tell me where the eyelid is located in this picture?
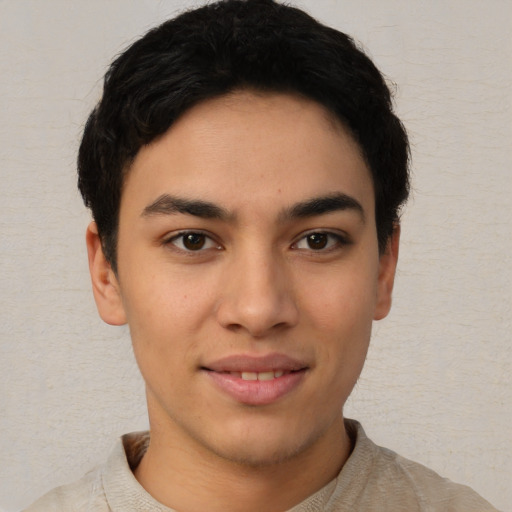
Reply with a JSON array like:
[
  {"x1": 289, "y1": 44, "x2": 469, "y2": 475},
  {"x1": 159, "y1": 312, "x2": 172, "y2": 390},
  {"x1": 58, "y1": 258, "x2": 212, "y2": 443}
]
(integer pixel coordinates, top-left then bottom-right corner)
[
  {"x1": 163, "y1": 230, "x2": 222, "y2": 252},
  {"x1": 291, "y1": 229, "x2": 351, "y2": 251}
]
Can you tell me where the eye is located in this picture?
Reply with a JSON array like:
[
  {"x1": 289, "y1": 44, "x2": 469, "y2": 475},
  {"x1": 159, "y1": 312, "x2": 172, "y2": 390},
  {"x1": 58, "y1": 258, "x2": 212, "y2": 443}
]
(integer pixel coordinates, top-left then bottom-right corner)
[
  {"x1": 293, "y1": 231, "x2": 347, "y2": 251},
  {"x1": 167, "y1": 231, "x2": 220, "y2": 252}
]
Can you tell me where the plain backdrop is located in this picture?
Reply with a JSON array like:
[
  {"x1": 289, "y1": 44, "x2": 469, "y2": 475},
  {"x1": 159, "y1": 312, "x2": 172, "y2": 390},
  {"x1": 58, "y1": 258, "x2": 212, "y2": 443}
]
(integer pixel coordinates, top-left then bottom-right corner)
[{"x1": 0, "y1": 1, "x2": 510, "y2": 510}]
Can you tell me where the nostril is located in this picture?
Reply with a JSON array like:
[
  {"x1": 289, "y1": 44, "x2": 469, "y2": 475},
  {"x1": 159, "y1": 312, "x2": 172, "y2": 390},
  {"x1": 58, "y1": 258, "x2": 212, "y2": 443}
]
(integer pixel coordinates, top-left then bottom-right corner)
[
  {"x1": 225, "y1": 323, "x2": 243, "y2": 333},
  {"x1": 214, "y1": 276, "x2": 300, "y2": 336}
]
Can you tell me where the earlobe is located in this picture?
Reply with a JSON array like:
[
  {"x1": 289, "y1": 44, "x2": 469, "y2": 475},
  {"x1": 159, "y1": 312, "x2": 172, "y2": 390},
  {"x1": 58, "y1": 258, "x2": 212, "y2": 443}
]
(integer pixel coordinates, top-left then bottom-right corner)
[
  {"x1": 86, "y1": 222, "x2": 127, "y2": 326},
  {"x1": 373, "y1": 225, "x2": 400, "y2": 321}
]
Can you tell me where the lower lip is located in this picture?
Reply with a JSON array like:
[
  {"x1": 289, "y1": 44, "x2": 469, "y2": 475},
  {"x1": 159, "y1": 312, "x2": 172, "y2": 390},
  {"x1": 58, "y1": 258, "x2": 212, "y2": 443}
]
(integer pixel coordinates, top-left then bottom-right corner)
[{"x1": 204, "y1": 370, "x2": 306, "y2": 406}]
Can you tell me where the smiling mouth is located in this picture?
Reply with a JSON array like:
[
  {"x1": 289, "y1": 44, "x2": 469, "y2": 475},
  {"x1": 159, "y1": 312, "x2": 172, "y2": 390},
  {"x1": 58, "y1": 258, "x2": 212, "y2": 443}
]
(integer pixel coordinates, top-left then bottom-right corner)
[
  {"x1": 201, "y1": 357, "x2": 308, "y2": 405},
  {"x1": 203, "y1": 369, "x2": 302, "y2": 381}
]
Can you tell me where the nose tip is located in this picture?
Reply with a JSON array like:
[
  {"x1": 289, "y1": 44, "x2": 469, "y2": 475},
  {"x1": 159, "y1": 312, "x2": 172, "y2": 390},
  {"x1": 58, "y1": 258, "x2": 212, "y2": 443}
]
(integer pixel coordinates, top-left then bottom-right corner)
[
  {"x1": 220, "y1": 303, "x2": 293, "y2": 338},
  {"x1": 215, "y1": 259, "x2": 299, "y2": 338}
]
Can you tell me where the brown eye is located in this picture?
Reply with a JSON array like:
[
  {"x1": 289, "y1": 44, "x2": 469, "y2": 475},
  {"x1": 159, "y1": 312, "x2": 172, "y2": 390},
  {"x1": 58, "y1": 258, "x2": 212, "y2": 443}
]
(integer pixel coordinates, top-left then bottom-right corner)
[
  {"x1": 168, "y1": 231, "x2": 219, "y2": 252},
  {"x1": 306, "y1": 233, "x2": 328, "y2": 250},
  {"x1": 294, "y1": 231, "x2": 347, "y2": 252},
  {"x1": 183, "y1": 233, "x2": 206, "y2": 250}
]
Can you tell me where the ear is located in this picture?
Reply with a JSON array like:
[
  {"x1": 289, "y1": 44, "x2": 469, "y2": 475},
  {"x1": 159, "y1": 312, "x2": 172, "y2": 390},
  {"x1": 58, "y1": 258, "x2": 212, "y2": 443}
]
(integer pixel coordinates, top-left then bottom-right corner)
[
  {"x1": 373, "y1": 225, "x2": 400, "y2": 321},
  {"x1": 86, "y1": 222, "x2": 127, "y2": 326}
]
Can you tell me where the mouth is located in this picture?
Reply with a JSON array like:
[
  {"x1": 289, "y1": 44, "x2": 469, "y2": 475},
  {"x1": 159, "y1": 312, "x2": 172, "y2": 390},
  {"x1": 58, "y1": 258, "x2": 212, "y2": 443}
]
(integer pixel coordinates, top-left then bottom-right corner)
[
  {"x1": 211, "y1": 370, "x2": 292, "y2": 381},
  {"x1": 201, "y1": 353, "x2": 309, "y2": 405}
]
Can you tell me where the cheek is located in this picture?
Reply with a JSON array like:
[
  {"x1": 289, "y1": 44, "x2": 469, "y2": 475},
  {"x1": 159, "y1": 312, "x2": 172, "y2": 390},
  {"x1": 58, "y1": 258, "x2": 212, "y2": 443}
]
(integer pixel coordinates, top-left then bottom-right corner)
[
  {"x1": 119, "y1": 272, "x2": 208, "y2": 371},
  {"x1": 297, "y1": 261, "x2": 377, "y2": 386},
  {"x1": 301, "y1": 262, "x2": 379, "y2": 332},
  {"x1": 123, "y1": 283, "x2": 201, "y2": 404},
  {"x1": 121, "y1": 265, "x2": 228, "y2": 387},
  {"x1": 122, "y1": 264, "x2": 213, "y2": 327}
]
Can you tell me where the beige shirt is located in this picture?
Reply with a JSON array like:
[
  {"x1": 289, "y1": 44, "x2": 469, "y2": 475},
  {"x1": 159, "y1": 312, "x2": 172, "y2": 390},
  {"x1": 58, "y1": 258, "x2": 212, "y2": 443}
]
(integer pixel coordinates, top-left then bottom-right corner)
[{"x1": 25, "y1": 420, "x2": 500, "y2": 512}]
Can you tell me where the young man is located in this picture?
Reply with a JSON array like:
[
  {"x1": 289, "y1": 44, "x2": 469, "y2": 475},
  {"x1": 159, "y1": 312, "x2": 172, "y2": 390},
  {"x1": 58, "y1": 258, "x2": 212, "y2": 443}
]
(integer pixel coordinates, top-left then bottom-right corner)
[{"x1": 26, "y1": 0, "x2": 499, "y2": 510}]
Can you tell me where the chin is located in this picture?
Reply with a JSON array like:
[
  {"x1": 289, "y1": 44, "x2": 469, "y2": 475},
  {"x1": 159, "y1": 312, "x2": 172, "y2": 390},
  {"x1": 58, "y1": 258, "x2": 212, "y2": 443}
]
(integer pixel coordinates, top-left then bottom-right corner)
[
  {"x1": 213, "y1": 440, "x2": 308, "y2": 468},
  {"x1": 202, "y1": 417, "x2": 332, "y2": 469}
]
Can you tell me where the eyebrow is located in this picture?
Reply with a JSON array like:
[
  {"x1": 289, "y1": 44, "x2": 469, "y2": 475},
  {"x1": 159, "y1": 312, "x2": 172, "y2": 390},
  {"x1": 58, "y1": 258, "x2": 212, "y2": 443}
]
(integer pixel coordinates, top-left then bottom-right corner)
[
  {"x1": 280, "y1": 193, "x2": 365, "y2": 222},
  {"x1": 141, "y1": 192, "x2": 365, "y2": 223},
  {"x1": 141, "y1": 194, "x2": 230, "y2": 220}
]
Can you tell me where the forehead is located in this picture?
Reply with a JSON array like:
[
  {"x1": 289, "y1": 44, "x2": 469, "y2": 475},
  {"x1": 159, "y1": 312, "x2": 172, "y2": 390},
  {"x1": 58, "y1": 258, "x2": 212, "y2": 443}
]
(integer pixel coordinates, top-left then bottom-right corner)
[{"x1": 122, "y1": 91, "x2": 374, "y2": 220}]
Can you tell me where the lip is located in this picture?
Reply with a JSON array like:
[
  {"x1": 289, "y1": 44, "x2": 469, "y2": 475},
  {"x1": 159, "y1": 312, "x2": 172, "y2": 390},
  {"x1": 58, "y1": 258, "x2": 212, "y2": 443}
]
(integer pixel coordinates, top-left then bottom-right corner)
[
  {"x1": 202, "y1": 353, "x2": 309, "y2": 406},
  {"x1": 203, "y1": 353, "x2": 307, "y2": 373}
]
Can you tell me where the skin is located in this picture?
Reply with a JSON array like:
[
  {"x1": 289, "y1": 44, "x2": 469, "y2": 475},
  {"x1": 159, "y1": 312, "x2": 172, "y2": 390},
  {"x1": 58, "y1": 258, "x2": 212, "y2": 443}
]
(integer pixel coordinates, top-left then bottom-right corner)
[{"x1": 87, "y1": 91, "x2": 399, "y2": 512}]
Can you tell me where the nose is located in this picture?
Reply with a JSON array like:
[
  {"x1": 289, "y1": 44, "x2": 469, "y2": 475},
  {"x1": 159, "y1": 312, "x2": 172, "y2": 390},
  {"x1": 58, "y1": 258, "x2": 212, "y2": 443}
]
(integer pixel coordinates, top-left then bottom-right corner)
[{"x1": 215, "y1": 248, "x2": 299, "y2": 338}]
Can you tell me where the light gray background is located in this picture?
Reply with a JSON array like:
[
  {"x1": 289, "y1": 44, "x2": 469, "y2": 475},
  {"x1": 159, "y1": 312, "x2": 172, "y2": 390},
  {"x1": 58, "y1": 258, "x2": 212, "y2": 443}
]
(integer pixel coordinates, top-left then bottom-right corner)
[{"x1": 1, "y1": 1, "x2": 510, "y2": 510}]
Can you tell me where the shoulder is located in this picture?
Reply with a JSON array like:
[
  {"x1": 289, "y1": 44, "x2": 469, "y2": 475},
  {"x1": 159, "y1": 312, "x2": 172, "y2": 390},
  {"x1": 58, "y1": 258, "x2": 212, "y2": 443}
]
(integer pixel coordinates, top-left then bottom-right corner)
[
  {"x1": 22, "y1": 465, "x2": 108, "y2": 512},
  {"x1": 23, "y1": 432, "x2": 151, "y2": 512},
  {"x1": 337, "y1": 419, "x2": 500, "y2": 512},
  {"x1": 372, "y1": 444, "x2": 498, "y2": 511}
]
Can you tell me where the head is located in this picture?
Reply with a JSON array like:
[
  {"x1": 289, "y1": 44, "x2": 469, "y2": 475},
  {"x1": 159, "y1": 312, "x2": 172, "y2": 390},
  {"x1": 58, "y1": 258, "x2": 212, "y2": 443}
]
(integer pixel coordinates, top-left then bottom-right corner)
[
  {"x1": 78, "y1": 0, "x2": 409, "y2": 272},
  {"x1": 80, "y1": 0, "x2": 410, "y2": 480}
]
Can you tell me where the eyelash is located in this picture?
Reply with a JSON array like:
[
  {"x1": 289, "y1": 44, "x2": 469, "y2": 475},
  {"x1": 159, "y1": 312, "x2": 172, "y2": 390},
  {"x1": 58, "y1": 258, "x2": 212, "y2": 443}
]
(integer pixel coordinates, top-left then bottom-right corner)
[
  {"x1": 292, "y1": 231, "x2": 350, "y2": 252},
  {"x1": 163, "y1": 229, "x2": 350, "y2": 254},
  {"x1": 164, "y1": 231, "x2": 221, "y2": 252}
]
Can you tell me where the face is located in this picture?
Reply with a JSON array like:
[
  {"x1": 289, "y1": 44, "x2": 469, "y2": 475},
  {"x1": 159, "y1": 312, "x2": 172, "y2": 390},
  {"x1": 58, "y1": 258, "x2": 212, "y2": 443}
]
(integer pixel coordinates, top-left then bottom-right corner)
[{"x1": 88, "y1": 91, "x2": 398, "y2": 468}]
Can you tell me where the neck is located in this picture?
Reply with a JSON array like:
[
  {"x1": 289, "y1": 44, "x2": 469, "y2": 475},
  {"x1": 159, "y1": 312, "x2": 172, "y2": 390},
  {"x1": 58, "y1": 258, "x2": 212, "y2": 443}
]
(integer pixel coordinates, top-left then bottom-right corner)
[{"x1": 134, "y1": 414, "x2": 352, "y2": 512}]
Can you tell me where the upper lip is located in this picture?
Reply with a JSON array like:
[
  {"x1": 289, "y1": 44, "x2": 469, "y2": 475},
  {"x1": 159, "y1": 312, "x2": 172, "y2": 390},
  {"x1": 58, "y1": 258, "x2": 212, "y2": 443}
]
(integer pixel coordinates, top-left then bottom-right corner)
[{"x1": 202, "y1": 353, "x2": 308, "y2": 373}]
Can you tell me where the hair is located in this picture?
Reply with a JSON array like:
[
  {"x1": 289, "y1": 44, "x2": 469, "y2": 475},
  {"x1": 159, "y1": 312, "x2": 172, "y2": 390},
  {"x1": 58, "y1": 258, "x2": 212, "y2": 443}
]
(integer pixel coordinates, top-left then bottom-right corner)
[{"x1": 78, "y1": 0, "x2": 409, "y2": 271}]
